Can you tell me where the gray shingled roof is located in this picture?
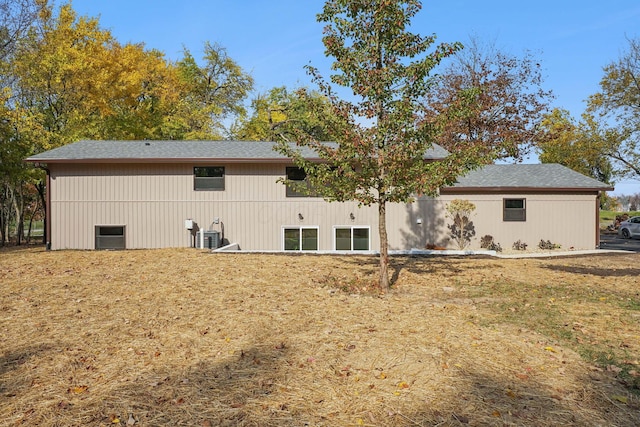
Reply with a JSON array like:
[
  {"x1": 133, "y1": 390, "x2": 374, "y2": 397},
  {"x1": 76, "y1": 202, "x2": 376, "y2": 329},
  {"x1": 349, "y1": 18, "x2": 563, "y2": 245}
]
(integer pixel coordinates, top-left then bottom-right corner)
[
  {"x1": 25, "y1": 140, "x2": 450, "y2": 162},
  {"x1": 26, "y1": 141, "x2": 611, "y2": 191},
  {"x1": 444, "y1": 164, "x2": 613, "y2": 191}
]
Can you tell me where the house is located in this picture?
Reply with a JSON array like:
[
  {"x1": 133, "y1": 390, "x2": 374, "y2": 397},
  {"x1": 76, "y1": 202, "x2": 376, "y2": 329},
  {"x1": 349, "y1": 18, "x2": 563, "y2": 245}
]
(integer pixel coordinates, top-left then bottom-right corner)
[{"x1": 25, "y1": 140, "x2": 613, "y2": 251}]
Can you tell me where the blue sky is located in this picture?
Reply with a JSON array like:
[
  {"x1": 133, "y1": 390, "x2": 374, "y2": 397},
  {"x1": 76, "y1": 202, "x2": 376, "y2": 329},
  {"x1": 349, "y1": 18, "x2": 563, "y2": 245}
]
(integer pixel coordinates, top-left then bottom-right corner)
[{"x1": 58, "y1": 0, "x2": 640, "y2": 194}]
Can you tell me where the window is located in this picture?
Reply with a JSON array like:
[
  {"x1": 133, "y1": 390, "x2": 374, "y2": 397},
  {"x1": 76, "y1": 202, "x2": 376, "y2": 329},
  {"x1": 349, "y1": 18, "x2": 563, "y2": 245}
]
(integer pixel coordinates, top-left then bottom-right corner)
[
  {"x1": 334, "y1": 226, "x2": 370, "y2": 251},
  {"x1": 194, "y1": 166, "x2": 225, "y2": 191},
  {"x1": 285, "y1": 167, "x2": 314, "y2": 197},
  {"x1": 95, "y1": 225, "x2": 125, "y2": 250},
  {"x1": 503, "y1": 198, "x2": 526, "y2": 221},
  {"x1": 283, "y1": 227, "x2": 318, "y2": 251}
]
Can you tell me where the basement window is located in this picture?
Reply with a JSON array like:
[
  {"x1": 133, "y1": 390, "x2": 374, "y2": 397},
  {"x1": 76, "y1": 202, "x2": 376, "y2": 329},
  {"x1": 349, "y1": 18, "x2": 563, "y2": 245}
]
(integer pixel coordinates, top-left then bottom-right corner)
[
  {"x1": 194, "y1": 166, "x2": 225, "y2": 191},
  {"x1": 283, "y1": 227, "x2": 318, "y2": 251},
  {"x1": 334, "y1": 226, "x2": 370, "y2": 251},
  {"x1": 95, "y1": 225, "x2": 126, "y2": 250},
  {"x1": 503, "y1": 198, "x2": 526, "y2": 221}
]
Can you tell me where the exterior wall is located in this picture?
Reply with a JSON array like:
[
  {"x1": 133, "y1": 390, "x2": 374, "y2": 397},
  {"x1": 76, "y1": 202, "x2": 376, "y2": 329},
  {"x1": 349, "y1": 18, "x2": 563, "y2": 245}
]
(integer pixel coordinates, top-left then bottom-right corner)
[
  {"x1": 438, "y1": 192, "x2": 600, "y2": 250},
  {"x1": 48, "y1": 162, "x2": 449, "y2": 251},
  {"x1": 48, "y1": 162, "x2": 600, "y2": 251}
]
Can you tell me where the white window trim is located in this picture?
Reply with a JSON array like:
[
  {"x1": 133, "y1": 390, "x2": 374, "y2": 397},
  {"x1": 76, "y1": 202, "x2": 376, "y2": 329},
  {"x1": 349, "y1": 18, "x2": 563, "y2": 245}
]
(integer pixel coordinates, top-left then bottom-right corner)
[
  {"x1": 282, "y1": 226, "x2": 320, "y2": 251},
  {"x1": 333, "y1": 225, "x2": 371, "y2": 251}
]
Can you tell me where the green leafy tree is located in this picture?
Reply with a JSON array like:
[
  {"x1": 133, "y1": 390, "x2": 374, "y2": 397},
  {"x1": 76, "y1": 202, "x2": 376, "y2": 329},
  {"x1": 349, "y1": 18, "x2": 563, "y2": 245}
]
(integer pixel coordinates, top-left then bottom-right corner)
[
  {"x1": 233, "y1": 86, "x2": 333, "y2": 141},
  {"x1": 0, "y1": 0, "x2": 46, "y2": 245},
  {"x1": 537, "y1": 108, "x2": 613, "y2": 184},
  {"x1": 276, "y1": 0, "x2": 512, "y2": 290},
  {"x1": 174, "y1": 42, "x2": 254, "y2": 139},
  {"x1": 587, "y1": 36, "x2": 640, "y2": 179}
]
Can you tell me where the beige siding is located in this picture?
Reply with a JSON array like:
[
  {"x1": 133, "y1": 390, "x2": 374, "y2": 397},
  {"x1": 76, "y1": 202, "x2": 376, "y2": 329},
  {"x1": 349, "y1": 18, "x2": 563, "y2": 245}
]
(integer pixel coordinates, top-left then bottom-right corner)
[
  {"x1": 438, "y1": 193, "x2": 599, "y2": 250},
  {"x1": 48, "y1": 163, "x2": 599, "y2": 251}
]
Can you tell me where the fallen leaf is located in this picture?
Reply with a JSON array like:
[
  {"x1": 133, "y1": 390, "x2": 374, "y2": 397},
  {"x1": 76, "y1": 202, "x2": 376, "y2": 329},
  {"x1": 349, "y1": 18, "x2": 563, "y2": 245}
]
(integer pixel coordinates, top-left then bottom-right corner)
[
  {"x1": 68, "y1": 385, "x2": 88, "y2": 394},
  {"x1": 544, "y1": 346, "x2": 556, "y2": 353},
  {"x1": 612, "y1": 395, "x2": 628, "y2": 404},
  {"x1": 397, "y1": 381, "x2": 409, "y2": 389}
]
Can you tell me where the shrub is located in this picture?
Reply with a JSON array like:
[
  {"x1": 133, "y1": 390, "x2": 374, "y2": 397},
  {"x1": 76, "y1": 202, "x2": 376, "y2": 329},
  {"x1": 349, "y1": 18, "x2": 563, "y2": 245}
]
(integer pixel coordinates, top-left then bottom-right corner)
[
  {"x1": 512, "y1": 240, "x2": 528, "y2": 251},
  {"x1": 480, "y1": 235, "x2": 502, "y2": 252},
  {"x1": 446, "y1": 199, "x2": 476, "y2": 250},
  {"x1": 538, "y1": 239, "x2": 561, "y2": 250}
]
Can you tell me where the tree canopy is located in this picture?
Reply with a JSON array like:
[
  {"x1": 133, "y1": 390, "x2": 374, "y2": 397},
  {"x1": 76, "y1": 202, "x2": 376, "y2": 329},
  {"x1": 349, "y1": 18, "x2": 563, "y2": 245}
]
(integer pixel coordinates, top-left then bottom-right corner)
[
  {"x1": 537, "y1": 108, "x2": 613, "y2": 184},
  {"x1": 232, "y1": 86, "x2": 333, "y2": 142},
  {"x1": 587, "y1": 36, "x2": 640, "y2": 180},
  {"x1": 424, "y1": 37, "x2": 553, "y2": 162}
]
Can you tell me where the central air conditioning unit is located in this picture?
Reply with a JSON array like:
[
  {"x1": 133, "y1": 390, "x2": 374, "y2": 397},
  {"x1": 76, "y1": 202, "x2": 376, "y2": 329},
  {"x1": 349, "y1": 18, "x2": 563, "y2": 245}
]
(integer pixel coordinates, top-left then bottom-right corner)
[{"x1": 196, "y1": 230, "x2": 220, "y2": 249}]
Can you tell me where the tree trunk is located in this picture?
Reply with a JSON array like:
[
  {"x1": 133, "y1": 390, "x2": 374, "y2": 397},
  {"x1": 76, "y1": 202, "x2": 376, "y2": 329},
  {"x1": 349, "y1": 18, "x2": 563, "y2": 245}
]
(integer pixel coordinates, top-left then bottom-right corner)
[
  {"x1": 35, "y1": 180, "x2": 46, "y2": 245},
  {"x1": 0, "y1": 184, "x2": 7, "y2": 246},
  {"x1": 378, "y1": 199, "x2": 390, "y2": 291},
  {"x1": 26, "y1": 196, "x2": 40, "y2": 244},
  {"x1": 12, "y1": 185, "x2": 24, "y2": 246}
]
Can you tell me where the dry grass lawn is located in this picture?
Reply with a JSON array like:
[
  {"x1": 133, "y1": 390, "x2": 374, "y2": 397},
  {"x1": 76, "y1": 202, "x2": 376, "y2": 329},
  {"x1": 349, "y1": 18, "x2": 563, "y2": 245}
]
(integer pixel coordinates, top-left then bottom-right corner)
[{"x1": 1, "y1": 247, "x2": 639, "y2": 426}]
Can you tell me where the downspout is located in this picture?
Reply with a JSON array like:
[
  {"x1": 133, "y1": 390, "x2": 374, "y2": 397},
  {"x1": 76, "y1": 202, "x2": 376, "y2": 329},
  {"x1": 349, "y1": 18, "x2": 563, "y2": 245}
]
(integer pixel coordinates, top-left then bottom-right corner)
[{"x1": 595, "y1": 192, "x2": 601, "y2": 249}]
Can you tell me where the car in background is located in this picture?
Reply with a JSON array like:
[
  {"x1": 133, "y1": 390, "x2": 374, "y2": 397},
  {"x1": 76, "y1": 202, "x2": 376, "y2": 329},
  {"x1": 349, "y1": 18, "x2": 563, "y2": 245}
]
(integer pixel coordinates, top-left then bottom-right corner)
[{"x1": 618, "y1": 216, "x2": 640, "y2": 239}]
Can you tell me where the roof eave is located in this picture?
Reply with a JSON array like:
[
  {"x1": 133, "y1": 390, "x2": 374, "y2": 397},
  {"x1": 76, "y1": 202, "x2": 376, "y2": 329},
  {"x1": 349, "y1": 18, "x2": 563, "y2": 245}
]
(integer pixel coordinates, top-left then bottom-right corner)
[
  {"x1": 25, "y1": 155, "x2": 446, "y2": 164},
  {"x1": 440, "y1": 186, "x2": 614, "y2": 194},
  {"x1": 24, "y1": 157, "x2": 313, "y2": 164}
]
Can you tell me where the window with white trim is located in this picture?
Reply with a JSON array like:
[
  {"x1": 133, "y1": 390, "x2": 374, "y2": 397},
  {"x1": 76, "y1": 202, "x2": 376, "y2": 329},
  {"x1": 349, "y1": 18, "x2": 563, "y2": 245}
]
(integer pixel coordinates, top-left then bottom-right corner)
[
  {"x1": 334, "y1": 226, "x2": 370, "y2": 251},
  {"x1": 283, "y1": 227, "x2": 318, "y2": 251},
  {"x1": 503, "y1": 198, "x2": 526, "y2": 221}
]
